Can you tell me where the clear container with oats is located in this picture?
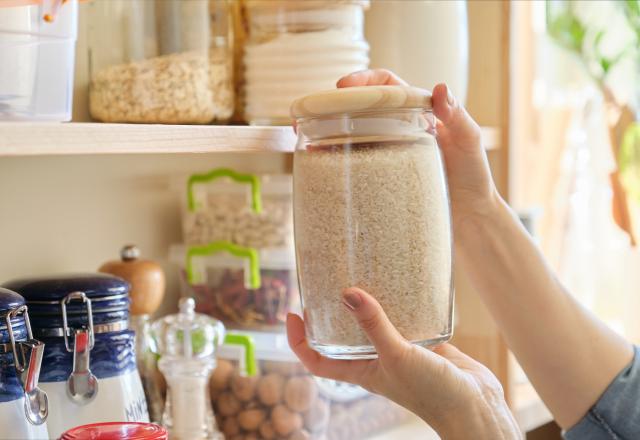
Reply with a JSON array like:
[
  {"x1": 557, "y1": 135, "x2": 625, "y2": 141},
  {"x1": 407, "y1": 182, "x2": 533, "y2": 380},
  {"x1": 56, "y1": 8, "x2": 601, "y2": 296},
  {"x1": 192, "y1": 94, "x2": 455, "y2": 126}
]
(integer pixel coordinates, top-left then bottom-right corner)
[
  {"x1": 291, "y1": 85, "x2": 454, "y2": 359},
  {"x1": 87, "y1": 0, "x2": 233, "y2": 124}
]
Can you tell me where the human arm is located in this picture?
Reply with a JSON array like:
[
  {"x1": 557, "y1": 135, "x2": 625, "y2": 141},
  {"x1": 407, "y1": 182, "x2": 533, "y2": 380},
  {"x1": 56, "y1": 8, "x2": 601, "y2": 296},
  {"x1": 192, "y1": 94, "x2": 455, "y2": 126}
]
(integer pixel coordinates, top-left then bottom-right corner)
[
  {"x1": 295, "y1": 68, "x2": 635, "y2": 432},
  {"x1": 287, "y1": 288, "x2": 521, "y2": 439}
]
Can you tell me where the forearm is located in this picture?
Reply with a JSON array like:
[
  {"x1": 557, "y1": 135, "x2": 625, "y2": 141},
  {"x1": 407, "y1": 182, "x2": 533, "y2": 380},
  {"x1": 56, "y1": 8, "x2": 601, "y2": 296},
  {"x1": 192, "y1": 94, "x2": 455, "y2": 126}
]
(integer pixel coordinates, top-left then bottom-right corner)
[
  {"x1": 436, "y1": 394, "x2": 522, "y2": 440},
  {"x1": 455, "y1": 195, "x2": 634, "y2": 428}
]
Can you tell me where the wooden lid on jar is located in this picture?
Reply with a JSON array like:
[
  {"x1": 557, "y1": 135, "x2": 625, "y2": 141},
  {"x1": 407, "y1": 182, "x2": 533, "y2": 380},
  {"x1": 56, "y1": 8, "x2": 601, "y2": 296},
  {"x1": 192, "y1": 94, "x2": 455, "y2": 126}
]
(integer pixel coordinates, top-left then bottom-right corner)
[
  {"x1": 290, "y1": 86, "x2": 433, "y2": 119},
  {"x1": 246, "y1": 0, "x2": 369, "y2": 12}
]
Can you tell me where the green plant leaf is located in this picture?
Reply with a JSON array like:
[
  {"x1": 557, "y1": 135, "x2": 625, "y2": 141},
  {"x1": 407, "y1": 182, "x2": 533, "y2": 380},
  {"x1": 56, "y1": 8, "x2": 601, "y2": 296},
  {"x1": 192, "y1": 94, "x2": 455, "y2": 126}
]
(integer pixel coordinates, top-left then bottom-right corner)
[
  {"x1": 546, "y1": 1, "x2": 587, "y2": 53},
  {"x1": 619, "y1": 122, "x2": 640, "y2": 203}
]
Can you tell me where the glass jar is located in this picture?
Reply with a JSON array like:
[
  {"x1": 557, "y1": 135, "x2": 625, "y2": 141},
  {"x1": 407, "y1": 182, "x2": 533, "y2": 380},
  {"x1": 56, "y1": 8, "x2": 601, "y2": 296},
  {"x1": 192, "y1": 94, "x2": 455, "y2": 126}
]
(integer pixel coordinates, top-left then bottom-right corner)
[
  {"x1": 87, "y1": 0, "x2": 234, "y2": 124},
  {"x1": 0, "y1": 288, "x2": 49, "y2": 439},
  {"x1": 3, "y1": 273, "x2": 150, "y2": 439},
  {"x1": 291, "y1": 85, "x2": 454, "y2": 359},
  {"x1": 0, "y1": 0, "x2": 78, "y2": 121},
  {"x1": 243, "y1": 0, "x2": 369, "y2": 125}
]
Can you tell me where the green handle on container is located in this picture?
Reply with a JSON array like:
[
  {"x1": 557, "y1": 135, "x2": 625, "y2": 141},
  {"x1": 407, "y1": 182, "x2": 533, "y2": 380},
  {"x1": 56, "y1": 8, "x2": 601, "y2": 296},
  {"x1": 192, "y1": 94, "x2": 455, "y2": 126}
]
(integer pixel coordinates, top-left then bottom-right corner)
[
  {"x1": 187, "y1": 168, "x2": 263, "y2": 213},
  {"x1": 619, "y1": 122, "x2": 640, "y2": 202},
  {"x1": 224, "y1": 333, "x2": 257, "y2": 377},
  {"x1": 186, "y1": 241, "x2": 261, "y2": 289}
]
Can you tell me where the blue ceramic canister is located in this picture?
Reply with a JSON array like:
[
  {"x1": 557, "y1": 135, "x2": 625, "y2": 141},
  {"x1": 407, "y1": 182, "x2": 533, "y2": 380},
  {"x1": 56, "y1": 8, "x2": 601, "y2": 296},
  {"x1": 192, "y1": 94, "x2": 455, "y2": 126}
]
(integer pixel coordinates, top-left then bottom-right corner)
[
  {"x1": 0, "y1": 287, "x2": 49, "y2": 440},
  {"x1": 3, "y1": 274, "x2": 149, "y2": 439}
]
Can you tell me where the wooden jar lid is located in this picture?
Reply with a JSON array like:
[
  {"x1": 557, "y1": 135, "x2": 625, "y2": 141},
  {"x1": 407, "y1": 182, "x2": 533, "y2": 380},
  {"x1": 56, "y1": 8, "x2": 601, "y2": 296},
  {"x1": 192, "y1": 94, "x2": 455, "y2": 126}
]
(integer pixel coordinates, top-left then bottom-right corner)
[
  {"x1": 246, "y1": 0, "x2": 369, "y2": 12},
  {"x1": 290, "y1": 85, "x2": 432, "y2": 119}
]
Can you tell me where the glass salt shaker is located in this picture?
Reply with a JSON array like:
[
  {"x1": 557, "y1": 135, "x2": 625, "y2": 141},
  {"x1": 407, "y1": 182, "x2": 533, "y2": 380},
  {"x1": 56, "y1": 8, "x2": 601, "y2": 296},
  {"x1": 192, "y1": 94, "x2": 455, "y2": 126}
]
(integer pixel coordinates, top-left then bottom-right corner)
[{"x1": 151, "y1": 298, "x2": 230, "y2": 440}]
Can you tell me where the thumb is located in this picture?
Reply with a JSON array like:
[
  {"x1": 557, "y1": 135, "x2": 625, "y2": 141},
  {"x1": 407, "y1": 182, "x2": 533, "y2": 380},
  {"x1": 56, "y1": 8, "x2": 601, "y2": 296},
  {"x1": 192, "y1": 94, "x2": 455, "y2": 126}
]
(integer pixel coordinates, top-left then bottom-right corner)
[
  {"x1": 342, "y1": 287, "x2": 409, "y2": 358},
  {"x1": 432, "y1": 83, "x2": 483, "y2": 154}
]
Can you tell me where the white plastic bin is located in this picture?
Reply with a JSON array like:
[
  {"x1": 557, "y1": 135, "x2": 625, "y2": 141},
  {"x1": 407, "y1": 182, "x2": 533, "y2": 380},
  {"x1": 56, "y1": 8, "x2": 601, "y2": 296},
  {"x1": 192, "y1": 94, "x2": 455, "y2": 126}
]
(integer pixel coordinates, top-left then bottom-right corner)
[{"x1": 0, "y1": 0, "x2": 78, "y2": 121}]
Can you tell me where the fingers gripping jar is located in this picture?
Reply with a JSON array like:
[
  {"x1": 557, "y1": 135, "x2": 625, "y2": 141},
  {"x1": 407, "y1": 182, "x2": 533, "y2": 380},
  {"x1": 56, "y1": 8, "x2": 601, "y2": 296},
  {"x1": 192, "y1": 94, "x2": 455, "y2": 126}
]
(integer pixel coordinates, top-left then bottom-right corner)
[{"x1": 291, "y1": 86, "x2": 454, "y2": 359}]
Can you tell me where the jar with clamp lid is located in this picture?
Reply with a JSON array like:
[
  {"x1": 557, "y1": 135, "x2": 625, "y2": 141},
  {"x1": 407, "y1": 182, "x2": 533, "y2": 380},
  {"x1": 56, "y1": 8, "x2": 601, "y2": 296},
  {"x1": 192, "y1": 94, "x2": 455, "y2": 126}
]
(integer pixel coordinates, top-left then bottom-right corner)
[
  {"x1": 0, "y1": 287, "x2": 48, "y2": 440},
  {"x1": 3, "y1": 273, "x2": 150, "y2": 439}
]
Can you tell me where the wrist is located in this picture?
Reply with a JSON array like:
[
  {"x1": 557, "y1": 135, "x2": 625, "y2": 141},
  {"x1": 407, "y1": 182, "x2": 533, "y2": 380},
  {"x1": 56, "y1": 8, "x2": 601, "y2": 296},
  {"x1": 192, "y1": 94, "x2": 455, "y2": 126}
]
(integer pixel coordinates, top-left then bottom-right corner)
[
  {"x1": 432, "y1": 399, "x2": 520, "y2": 440},
  {"x1": 452, "y1": 188, "x2": 507, "y2": 239}
]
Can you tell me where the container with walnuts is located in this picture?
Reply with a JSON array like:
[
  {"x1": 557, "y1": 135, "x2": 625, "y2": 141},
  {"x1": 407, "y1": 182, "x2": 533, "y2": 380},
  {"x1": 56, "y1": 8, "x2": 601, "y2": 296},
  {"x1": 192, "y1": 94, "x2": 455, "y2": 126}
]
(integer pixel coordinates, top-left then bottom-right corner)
[
  {"x1": 211, "y1": 331, "x2": 412, "y2": 440},
  {"x1": 212, "y1": 331, "x2": 330, "y2": 440}
]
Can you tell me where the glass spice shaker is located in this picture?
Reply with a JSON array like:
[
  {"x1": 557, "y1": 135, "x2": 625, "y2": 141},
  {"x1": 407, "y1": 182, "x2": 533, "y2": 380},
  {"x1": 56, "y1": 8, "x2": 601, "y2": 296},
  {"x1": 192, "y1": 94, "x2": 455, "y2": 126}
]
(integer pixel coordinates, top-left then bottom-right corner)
[{"x1": 151, "y1": 298, "x2": 255, "y2": 440}]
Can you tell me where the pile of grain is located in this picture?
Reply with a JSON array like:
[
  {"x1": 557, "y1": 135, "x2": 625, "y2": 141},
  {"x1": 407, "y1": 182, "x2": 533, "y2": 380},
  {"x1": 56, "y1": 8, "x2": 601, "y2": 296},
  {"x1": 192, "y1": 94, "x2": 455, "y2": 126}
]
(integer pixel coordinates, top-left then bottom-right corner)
[
  {"x1": 89, "y1": 49, "x2": 233, "y2": 124},
  {"x1": 294, "y1": 139, "x2": 453, "y2": 350}
]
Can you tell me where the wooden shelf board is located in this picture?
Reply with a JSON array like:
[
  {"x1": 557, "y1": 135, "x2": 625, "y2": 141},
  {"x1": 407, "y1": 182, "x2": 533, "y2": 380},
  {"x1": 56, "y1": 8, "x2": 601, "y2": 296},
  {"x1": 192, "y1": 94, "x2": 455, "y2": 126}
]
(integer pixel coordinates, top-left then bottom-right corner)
[
  {"x1": 0, "y1": 123, "x2": 500, "y2": 156},
  {"x1": 0, "y1": 123, "x2": 296, "y2": 156}
]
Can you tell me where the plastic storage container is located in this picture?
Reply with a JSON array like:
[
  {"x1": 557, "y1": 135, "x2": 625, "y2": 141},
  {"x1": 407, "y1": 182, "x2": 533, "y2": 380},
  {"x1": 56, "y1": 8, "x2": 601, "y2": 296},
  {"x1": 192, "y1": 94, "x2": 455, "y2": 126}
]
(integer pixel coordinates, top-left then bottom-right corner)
[
  {"x1": 0, "y1": 0, "x2": 78, "y2": 121},
  {"x1": 212, "y1": 330, "x2": 332, "y2": 440},
  {"x1": 3, "y1": 273, "x2": 150, "y2": 439},
  {"x1": 291, "y1": 86, "x2": 454, "y2": 359},
  {"x1": 243, "y1": 0, "x2": 369, "y2": 125},
  {"x1": 87, "y1": 0, "x2": 233, "y2": 124},
  {"x1": 0, "y1": 287, "x2": 49, "y2": 440},
  {"x1": 212, "y1": 330, "x2": 410, "y2": 440},
  {"x1": 171, "y1": 242, "x2": 298, "y2": 330},
  {"x1": 182, "y1": 169, "x2": 293, "y2": 249}
]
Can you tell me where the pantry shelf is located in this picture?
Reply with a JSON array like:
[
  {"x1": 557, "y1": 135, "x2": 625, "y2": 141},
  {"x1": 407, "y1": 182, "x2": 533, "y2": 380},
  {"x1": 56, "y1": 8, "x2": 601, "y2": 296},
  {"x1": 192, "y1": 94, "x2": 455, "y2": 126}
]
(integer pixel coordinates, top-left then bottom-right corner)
[{"x1": 0, "y1": 123, "x2": 500, "y2": 156}]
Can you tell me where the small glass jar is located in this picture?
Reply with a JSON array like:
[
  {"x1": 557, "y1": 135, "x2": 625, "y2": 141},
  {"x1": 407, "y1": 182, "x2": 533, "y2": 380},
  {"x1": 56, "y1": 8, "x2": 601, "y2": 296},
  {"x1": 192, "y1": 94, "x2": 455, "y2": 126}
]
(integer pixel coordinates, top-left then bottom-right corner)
[
  {"x1": 87, "y1": 0, "x2": 234, "y2": 124},
  {"x1": 243, "y1": 0, "x2": 369, "y2": 125},
  {"x1": 291, "y1": 85, "x2": 454, "y2": 359}
]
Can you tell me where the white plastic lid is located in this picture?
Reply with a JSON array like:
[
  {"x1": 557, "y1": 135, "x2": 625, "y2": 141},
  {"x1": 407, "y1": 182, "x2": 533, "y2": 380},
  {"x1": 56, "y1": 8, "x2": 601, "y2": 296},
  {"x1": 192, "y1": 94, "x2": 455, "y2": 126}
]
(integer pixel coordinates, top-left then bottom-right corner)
[
  {"x1": 218, "y1": 330, "x2": 296, "y2": 363},
  {"x1": 169, "y1": 244, "x2": 296, "y2": 271}
]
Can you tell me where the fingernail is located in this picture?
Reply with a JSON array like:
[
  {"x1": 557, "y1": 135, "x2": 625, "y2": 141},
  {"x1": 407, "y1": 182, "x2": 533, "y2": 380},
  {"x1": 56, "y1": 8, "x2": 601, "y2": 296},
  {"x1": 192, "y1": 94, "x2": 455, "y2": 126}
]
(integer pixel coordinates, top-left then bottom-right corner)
[
  {"x1": 342, "y1": 290, "x2": 362, "y2": 311},
  {"x1": 446, "y1": 86, "x2": 455, "y2": 107}
]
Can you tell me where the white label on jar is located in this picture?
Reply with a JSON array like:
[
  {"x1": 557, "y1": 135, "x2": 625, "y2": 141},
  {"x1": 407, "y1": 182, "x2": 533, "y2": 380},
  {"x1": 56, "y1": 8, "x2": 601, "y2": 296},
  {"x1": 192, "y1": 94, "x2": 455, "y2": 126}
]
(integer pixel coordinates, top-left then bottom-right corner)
[
  {"x1": 0, "y1": 398, "x2": 49, "y2": 440},
  {"x1": 41, "y1": 370, "x2": 149, "y2": 439}
]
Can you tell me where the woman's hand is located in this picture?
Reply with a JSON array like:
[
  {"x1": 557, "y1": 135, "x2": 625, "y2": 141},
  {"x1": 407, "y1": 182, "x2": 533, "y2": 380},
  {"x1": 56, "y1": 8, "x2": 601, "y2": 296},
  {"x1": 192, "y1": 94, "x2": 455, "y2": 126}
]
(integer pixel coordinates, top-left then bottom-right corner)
[
  {"x1": 336, "y1": 69, "x2": 501, "y2": 233},
  {"x1": 287, "y1": 287, "x2": 521, "y2": 439}
]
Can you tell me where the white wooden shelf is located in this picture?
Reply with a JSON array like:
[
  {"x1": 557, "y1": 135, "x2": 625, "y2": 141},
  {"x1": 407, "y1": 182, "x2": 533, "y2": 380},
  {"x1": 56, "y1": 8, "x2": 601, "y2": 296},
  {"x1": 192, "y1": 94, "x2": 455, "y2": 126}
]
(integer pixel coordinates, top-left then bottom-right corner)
[{"x1": 0, "y1": 123, "x2": 500, "y2": 156}]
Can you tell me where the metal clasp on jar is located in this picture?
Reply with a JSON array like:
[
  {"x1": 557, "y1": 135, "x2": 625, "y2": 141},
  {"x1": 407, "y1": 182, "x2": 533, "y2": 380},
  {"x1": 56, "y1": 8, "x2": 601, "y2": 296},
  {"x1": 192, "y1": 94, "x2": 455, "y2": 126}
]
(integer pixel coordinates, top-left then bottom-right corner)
[
  {"x1": 2, "y1": 305, "x2": 49, "y2": 425},
  {"x1": 61, "y1": 291, "x2": 99, "y2": 405}
]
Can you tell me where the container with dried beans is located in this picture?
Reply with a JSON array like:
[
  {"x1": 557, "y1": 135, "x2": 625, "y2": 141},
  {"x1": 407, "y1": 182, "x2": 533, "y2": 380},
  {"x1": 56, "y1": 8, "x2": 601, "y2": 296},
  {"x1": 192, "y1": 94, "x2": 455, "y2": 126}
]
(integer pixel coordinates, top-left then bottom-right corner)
[
  {"x1": 181, "y1": 168, "x2": 293, "y2": 249},
  {"x1": 170, "y1": 242, "x2": 298, "y2": 331}
]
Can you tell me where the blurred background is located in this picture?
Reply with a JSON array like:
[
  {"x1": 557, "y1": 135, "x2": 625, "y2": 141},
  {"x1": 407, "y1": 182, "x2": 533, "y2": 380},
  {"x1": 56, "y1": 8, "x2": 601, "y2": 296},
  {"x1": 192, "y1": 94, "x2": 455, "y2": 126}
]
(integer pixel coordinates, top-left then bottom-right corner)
[{"x1": 1, "y1": 1, "x2": 639, "y2": 439}]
